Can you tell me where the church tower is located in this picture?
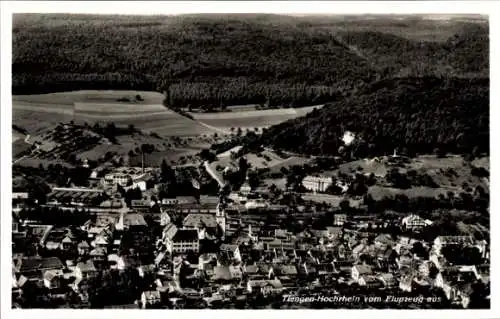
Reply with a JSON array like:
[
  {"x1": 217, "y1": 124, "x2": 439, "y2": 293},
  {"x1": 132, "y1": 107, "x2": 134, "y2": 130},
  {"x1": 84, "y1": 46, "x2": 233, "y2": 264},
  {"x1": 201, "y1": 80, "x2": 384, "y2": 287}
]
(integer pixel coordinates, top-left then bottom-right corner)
[{"x1": 216, "y1": 202, "x2": 226, "y2": 239}]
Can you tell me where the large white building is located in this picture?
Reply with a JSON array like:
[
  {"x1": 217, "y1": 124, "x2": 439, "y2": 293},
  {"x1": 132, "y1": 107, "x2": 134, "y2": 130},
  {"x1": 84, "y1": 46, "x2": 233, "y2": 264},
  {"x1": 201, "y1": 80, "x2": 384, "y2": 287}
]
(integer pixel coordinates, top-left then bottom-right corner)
[
  {"x1": 102, "y1": 167, "x2": 154, "y2": 191},
  {"x1": 166, "y1": 229, "x2": 199, "y2": 254},
  {"x1": 103, "y1": 172, "x2": 133, "y2": 187},
  {"x1": 302, "y1": 175, "x2": 333, "y2": 193}
]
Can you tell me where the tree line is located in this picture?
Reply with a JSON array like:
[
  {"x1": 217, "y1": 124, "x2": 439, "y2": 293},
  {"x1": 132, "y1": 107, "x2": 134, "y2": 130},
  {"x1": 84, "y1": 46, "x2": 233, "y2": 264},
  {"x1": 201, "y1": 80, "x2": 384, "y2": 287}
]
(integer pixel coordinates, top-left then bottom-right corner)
[{"x1": 13, "y1": 14, "x2": 487, "y2": 109}]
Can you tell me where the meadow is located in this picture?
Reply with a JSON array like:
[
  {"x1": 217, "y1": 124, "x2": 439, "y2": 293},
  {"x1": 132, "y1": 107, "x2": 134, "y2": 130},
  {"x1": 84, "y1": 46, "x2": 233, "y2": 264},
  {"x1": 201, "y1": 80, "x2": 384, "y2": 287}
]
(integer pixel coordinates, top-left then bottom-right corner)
[
  {"x1": 12, "y1": 91, "x2": 218, "y2": 137},
  {"x1": 189, "y1": 105, "x2": 323, "y2": 131}
]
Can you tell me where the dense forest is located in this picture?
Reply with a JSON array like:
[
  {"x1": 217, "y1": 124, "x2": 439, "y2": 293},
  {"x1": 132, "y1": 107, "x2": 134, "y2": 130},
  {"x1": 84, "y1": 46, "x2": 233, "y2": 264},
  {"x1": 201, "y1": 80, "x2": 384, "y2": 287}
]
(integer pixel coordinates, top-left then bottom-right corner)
[
  {"x1": 257, "y1": 77, "x2": 489, "y2": 156},
  {"x1": 12, "y1": 14, "x2": 488, "y2": 108}
]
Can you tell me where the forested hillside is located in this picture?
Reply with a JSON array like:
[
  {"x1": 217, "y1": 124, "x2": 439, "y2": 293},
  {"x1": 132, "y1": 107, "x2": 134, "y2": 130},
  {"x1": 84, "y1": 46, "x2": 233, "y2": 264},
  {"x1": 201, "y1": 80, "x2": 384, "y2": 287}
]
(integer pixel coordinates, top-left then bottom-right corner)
[
  {"x1": 12, "y1": 14, "x2": 488, "y2": 108},
  {"x1": 338, "y1": 22, "x2": 488, "y2": 77},
  {"x1": 259, "y1": 77, "x2": 489, "y2": 156}
]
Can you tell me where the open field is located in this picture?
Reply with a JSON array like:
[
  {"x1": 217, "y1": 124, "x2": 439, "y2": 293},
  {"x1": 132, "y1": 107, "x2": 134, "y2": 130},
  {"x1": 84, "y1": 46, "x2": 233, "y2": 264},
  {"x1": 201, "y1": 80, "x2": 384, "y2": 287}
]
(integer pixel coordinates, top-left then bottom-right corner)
[
  {"x1": 12, "y1": 139, "x2": 33, "y2": 159},
  {"x1": 13, "y1": 90, "x2": 165, "y2": 105},
  {"x1": 337, "y1": 155, "x2": 488, "y2": 188},
  {"x1": 301, "y1": 193, "x2": 363, "y2": 208},
  {"x1": 13, "y1": 108, "x2": 75, "y2": 134},
  {"x1": 334, "y1": 155, "x2": 490, "y2": 201},
  {"x1": 76, "y1": 134, "x2": 202, "y2": 167},
  {"x1": 189, "y1": 105, "x2": 324, "y2": 130},
  {"x1": 367, "y1": 185, "x2": 451, "y2": 201},
  {"x1": 210, "y1": 149, "x2": 311, "y2": 176},
  {"x1": 13, "y1": 91, "x2": 219, "y2": 137}
]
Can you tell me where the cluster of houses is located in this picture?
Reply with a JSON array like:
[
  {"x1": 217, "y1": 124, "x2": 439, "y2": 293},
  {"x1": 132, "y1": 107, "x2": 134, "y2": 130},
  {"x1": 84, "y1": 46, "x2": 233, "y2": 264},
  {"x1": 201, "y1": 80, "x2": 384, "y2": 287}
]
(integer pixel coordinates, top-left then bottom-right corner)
[
  {"x1": 11, "y1": 162, "x2": 490, "y2": 309},
  {"x1": 12, "y1": 194, "x2": 490, "y2": 309}
]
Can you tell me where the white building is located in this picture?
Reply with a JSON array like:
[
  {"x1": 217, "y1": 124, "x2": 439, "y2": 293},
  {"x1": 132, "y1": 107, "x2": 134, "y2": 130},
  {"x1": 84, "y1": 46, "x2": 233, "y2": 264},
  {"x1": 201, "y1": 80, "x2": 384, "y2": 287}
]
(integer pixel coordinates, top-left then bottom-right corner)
[
  {"x1": 166, "y1": 229, "x2": 199, "y2": 254},
  {"x1": 302, "y1": 175, "x2": 333, "y2": 193},
  {"x1": 103, "y1": 172, "x2": 132, "y2": 187},
  {"x1": 102, "y1": 167, "x2": 153, "y2": 189},
  {"x1": 401, "y1": 214, "x2": 430, "y2": 231}
]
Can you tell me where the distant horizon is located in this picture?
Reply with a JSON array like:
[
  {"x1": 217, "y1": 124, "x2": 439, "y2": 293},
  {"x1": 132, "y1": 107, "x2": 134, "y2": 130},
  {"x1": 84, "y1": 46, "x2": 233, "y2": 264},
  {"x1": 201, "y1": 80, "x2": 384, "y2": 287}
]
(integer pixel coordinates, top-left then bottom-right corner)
[
  {"x1": 4, "y1": 1, "x2": 492, "y2": 18},
  {"x1": 12, "y1": 12, "x2": 488, "y2": 20}
]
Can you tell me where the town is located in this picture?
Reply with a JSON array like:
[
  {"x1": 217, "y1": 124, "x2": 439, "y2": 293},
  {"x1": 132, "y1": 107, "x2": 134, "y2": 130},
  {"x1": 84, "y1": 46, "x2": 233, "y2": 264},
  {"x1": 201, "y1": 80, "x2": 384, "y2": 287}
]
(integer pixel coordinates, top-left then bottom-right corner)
[
  {"x1": 12, "y1": 138, "x2": 490, "y2": 309},
  {"x1": 9, "y1": 11, "x2": 490, "y2": 311}
]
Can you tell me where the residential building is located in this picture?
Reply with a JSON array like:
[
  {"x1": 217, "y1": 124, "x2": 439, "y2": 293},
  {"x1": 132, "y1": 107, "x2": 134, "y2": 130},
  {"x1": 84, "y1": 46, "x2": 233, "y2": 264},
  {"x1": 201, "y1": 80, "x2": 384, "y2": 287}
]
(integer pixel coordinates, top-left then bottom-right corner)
[
  {"x1": 14, "y1": 256, "x2": 64, "y2": 280},
  {"x1": 401, "y1": 214, "x2": 430, "y2": 231},
  {"x1": 75, "y1": 260, "x2": 98, "y2": 279},
  {"x1": 351, "y1": 264, "x2": 373, "y2": 282},
  {"x1": 43, "y1": 269, "x2": 64, "y2": 289}
]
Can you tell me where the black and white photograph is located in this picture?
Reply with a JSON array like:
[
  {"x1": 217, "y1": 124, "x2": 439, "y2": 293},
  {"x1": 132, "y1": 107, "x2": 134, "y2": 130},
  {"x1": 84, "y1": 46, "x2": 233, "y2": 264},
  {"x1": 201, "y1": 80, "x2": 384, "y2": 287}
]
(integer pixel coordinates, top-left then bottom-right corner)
[{"x1": 0, "y1": 0, "x2": 495, "y2": 316}]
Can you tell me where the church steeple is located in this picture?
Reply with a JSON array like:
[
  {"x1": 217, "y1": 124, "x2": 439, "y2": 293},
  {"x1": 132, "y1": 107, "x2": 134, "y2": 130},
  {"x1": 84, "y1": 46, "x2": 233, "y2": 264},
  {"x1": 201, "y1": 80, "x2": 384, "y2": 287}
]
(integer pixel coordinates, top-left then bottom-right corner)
[{"x1": 216, "y1": 201, "x2": 226, "y2": 239}]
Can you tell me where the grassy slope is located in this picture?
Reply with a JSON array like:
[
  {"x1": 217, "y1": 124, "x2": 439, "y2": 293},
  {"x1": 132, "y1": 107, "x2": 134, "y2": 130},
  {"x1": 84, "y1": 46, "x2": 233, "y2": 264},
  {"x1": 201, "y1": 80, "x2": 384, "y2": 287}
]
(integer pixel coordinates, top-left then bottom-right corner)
[
  {"x1": 13, "y1": 90, "x2": 219, "y2": 136},
  {"x1": 333, "y1": 155, "x2": 489, "y2": 200}
]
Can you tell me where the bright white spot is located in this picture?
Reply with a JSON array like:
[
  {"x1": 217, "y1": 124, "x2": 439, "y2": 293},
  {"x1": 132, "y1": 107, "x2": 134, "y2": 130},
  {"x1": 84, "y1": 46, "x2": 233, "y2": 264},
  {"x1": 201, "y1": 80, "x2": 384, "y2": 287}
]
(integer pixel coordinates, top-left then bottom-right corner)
[{"x1": 342, "y1": 131, "x2": 356, "y2": 146}]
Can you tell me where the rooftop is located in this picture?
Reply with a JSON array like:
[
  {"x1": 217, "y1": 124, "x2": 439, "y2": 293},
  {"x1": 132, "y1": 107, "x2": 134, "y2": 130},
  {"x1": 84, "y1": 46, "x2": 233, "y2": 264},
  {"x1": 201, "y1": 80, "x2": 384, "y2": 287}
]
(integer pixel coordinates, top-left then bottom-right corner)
[
  {"x1": 354, "y1": 264, "x2": 373, "y2": 275},
  {"x1": 172, "y1": 229, "x2": 198, "y2": 242},
  {"x1": 183, "y1": 213, "x2": 217, "y2": 228},
  {"x1": 122, "y1": 213, "x2": 148, "y2": 227},
  {"x1": 15, "y1": 257, "x2": 64, "y2": 273},
  {"x1": 76, "y1": 260, "x2": 97, "y2": 273}
]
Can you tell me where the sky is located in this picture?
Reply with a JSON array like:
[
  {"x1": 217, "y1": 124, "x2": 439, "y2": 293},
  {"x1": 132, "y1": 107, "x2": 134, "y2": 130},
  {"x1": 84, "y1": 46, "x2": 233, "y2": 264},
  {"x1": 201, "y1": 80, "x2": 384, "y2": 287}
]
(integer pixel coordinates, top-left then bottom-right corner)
[{"x1": 1, "y1": 1, "x2": 494, "y2": 16}]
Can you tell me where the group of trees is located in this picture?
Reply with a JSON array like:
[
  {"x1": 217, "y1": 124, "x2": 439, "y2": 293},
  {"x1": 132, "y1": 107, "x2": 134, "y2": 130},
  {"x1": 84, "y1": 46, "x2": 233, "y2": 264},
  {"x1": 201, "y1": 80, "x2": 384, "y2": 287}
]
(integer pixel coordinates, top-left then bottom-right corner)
[
  {"x1": 156, "y1": 160, "x2": 201, "y2": 199},
  {"x1": 261, "y1": 77, "x2": 489, "y2": 157},
  {"x1": 14, "y1": 15, "x2": 487, "y2": 109},
  {"x1": 90, "y1": 122, "x2": 139, "y2": 144},
  {"x1": 386, "y1": 168, "x2": 438, "y2": 189},
  {"x1": 340, "y1": 23, "x2": 488, "y2": 77},
  {"x1": 84, "y1": 268, "x2": 149, "y2": 308},
  {"x1": 13, "y1": 14, "x2": 379, "y2": 106}
]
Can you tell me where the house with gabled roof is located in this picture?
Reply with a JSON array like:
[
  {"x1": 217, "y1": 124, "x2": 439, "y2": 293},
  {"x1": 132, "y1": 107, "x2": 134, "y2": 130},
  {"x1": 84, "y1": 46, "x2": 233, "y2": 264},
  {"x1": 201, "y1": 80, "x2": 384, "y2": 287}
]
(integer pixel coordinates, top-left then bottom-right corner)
[
  {"x1": 75, "y1": 260, "x2": 98, "y2": 279},
  {"x1": 351, "y1": 264, "x2": 373, "y2": 283},
  {"x1": 14, "y1": 256, "x2": 64, "y2": 280},
  {"x1": 43, "y1": 269, "x2": 64, "y2": 289}
]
